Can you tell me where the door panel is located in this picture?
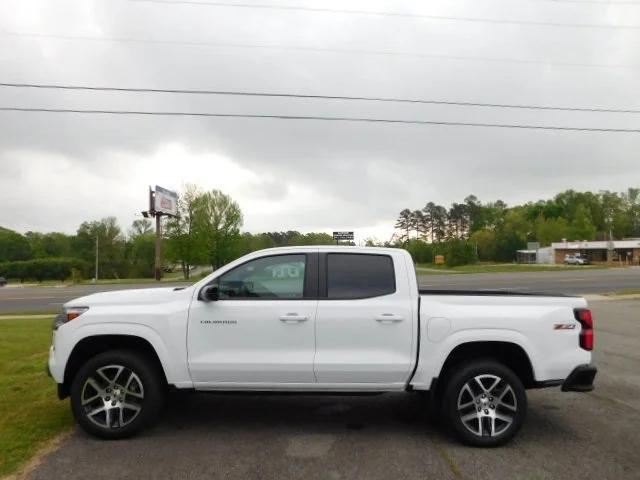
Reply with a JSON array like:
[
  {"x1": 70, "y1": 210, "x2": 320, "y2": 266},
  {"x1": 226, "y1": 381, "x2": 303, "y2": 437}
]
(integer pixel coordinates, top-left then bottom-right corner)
[
  {"x1": 314, "y1": 252, "x2": 414, "y2": 384},
  {"x1": 187, "y1": 252, "x2": 318, "y2": 385},
  {"x1": 188, "y1": 299, "x2": 317, "y2": 384}
]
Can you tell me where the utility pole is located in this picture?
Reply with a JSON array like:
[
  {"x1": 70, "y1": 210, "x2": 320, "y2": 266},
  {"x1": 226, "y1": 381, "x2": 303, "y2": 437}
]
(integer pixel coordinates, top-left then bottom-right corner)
[
  {"x1": 94, "y1": 235, "x2": 99, "y2": 282},
  {"x1": 154, "y1": 213, "x2": 163, "y2": 281},
  {"x1": 606, "y1": 215, "x2": 614, "y2": 264}
]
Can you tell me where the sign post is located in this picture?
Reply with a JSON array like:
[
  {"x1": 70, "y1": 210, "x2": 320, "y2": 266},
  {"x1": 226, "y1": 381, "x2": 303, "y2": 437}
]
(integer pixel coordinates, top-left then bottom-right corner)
[
  {"x1": 332, "y1": 231, "x2": 354, "y2": 245},
  {"x1": 142, "y1": 186, "x2": 178, "y2": 281}
]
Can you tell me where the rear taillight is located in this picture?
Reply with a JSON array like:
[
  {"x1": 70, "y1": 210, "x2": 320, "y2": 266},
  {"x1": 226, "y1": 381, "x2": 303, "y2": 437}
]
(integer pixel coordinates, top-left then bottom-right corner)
[{"x1": 574, "y1": 308, "x2": 594, "y2": 351}]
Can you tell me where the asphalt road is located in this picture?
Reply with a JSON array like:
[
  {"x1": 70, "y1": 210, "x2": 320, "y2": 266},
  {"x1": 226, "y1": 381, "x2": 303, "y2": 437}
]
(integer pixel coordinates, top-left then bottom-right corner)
[
  {"x1": 2, "y1": 267, "x2": 639, "y2": 314},
  {"x1": 0, "y1": 283, "x2": 189, "y2": 315},
  {"x1": 28, "y1": 299, "x2": 640, "y2": 480}
]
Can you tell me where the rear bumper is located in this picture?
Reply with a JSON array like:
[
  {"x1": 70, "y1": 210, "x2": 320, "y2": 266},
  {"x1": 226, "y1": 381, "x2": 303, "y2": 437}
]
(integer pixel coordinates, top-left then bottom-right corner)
[{"x1": 562, "y1": 364, "x2": 597, "y2": 392}]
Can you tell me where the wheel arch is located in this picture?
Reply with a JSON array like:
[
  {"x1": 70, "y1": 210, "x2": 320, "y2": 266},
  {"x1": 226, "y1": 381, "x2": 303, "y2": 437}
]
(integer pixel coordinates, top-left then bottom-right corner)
[
  {"x1": 60, "y1": 334, "x2": 168, "y2": 399},
  {"x1": 433, "y1": 341, "x2": 536, "y2": 397}
]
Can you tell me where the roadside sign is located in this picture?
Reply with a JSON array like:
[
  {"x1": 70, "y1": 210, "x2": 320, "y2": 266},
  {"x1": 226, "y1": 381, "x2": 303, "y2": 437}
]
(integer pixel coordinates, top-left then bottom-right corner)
[
  {"x1": 333, "y1": 231, "x2": 354, "y2": 241},
  {"x1": 153, "y1": 185, "x2": 178, "y2": 216}
]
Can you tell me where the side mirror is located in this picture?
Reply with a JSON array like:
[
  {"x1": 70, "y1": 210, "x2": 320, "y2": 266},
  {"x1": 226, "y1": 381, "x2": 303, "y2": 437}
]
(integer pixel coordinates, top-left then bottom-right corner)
[{"x1": 200, "y1": 284, "x2": 219, "y2": 302}]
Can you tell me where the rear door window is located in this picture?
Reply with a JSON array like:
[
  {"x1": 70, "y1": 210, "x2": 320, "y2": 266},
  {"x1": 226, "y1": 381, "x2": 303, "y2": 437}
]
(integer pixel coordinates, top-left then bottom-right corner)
[{"x1": 326, "y1": 253, "x2": 395, "y2": 299}]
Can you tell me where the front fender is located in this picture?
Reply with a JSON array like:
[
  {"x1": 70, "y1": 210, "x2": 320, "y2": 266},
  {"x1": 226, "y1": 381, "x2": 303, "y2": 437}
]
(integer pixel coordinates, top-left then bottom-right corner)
[{"x1": 52, "y1": 322, "x2": 192, "y2": 387}]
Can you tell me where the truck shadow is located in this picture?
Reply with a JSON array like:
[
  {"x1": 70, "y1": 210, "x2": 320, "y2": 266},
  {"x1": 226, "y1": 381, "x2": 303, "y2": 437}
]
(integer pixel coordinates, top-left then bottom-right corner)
[
  {"x1": 154, "y1": 390, "x2": 447, "y2": 439},
  {"x1": 149, "y1": 389, "x2": 577, "y2": 445}
]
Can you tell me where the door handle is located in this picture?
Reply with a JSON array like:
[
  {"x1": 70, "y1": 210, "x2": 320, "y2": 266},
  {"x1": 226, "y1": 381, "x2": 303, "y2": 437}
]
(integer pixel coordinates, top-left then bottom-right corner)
[
  {"x1": 279, "y1": 314, "x2": 308, "y2": 323},
  {"x1": 375, "y1": 314, "x2": 403, "y2": 323}
]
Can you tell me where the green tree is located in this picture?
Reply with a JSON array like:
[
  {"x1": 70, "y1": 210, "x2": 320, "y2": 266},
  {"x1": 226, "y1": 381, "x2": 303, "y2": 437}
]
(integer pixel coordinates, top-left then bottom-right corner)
[
  {"x1": 166, "y1": 184, "x2": 207, "y2": 278},
  {"x1": 74, "y1": 217, "x2": 127, "y2": 278},
  {"x1": 493, "y1": 209, "x2": 529, "y2": 262},
  {"x1": 623, "y1": 188, "x2": 640, "y2": 237},
  {"x1": 412, "y1": 210, "x2": 426, "y2": 240},
  {"x1": 130, "y1": 219, "x2": 153, "y2": 237},
  {"x1": 569, "y1": 204, "x2": 597, "y2": 241},
  {"x1": 405, "y1": 239, "x2": 435, "y2": 263},
  {"x1": 193, "y1": 190, "x2": 244, "y2": 270},
  {"x1": 445, "y1": 239, "x2": 477, "y2": 267},
  {"x1": 469, "y1": 229, "x2": 497, "y2": 261},
  {"x1": 129, "y1": 234, "x2": 156, "y2": 277},
  {"x1": 464, "y1": 195, "x2": 485, "y2": 233},
  {"x1": 0, "y1": 227, "x2": 32, "y2": 262},
  {"x1": 127, "y1": 219, "x2": 155, "y2": 278},
  {"x1": 535, "y1": 215, "x2": 570, "y2": 246},
  {"x1": 25, "y1": 232, "x2": 72, "y2": 258},
  {"x1": 447, "y1": 203, "x2": 469, "y2": 239},
  {"x1": 394, "y1": 209, "x2": 412, "y2": 243}
]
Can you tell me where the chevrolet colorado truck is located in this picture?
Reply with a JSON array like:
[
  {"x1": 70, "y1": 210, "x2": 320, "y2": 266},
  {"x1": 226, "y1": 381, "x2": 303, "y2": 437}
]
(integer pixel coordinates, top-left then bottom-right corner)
[{"x1": 48, "y1": 246, "x2": 596, "y2": 446}]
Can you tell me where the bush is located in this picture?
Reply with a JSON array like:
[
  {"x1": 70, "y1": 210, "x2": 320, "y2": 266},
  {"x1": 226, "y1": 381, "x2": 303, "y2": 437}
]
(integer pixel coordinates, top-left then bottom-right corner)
[
  {"x1": 0, "y1": 257, "x2": 90, "y2": 282},
  {"x1": 444, "y1": 239, "x2": 478, "y2": 267},
  {"x1": 404, "y1": 239, "x2": 436, "y2": 264}
]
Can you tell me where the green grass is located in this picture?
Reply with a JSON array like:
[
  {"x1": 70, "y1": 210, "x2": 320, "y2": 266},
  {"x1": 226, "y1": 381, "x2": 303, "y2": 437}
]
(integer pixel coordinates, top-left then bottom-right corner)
[
  {"x1": 0, "y1": 317, "x2": 73, "y2": 477},
  {"x1": 77, "y1": 275, "x2": 193, "y2": 285},
  {"x1": 6, "y1": 275, "x2": 195, "y2": 287},
  {"x1": 415, "y1": 262, "x2": 612, "y2": 275},
  {"x1": 605, "y1": 289, "x2": 640, "y2": 297}
]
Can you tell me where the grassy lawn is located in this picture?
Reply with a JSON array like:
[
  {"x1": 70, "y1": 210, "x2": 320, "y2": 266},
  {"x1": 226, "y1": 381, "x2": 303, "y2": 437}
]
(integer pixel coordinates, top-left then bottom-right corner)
[
  {"x1": 5, "y1": 274, "x2": 195, "y2": 288},
  {"x1": 0, "y1": 317, "x2": 73, "y2": 477},
  {"x1": 605, "y1": 289, "x2": 640, "y2": 297},
  {"x1": 416, "y1": 263, "x2": 613, "y2": 274}
]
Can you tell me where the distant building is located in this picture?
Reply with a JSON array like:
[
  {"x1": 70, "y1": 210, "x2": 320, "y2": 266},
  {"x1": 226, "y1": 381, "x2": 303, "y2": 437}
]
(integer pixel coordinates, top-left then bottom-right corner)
[
  {"x1": 516, "y1": 240, "x2": 640, "y2": 265},
  {"x1": 551, "y1": 240, "x2": 640, "y2": 265},
  {"x1": 516, "y1": 247, "x2": 554, "y2": 264}
]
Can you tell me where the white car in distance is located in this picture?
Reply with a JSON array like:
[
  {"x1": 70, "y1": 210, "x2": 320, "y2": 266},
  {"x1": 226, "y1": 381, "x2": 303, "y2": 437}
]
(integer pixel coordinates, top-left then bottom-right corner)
[{"x1": 564, "y1": 254, "x2": 590, "y2": 265}]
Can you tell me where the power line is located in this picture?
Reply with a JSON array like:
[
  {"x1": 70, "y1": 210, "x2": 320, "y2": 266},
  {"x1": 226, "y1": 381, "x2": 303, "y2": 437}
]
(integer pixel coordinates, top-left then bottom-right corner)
[
  {"x1": 3, "y1": 31, "x2": 637, "y2": 70},
  {"x1": 2, "y1": 82, "x2": 638, "y2": 114},
  {"x1": 535, "y1": 0, "x2": 640, "y2": 4},
  {"x1": 129, "y1": 0, "x2": 640, "y2": 29},
  {"x1": 1, "y1": 106, "x2": 639, "y2": 132}
]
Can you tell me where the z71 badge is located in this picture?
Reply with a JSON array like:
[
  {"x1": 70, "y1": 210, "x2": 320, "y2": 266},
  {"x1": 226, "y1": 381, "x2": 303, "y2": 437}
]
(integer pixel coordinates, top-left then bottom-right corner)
[{"x1": 554, "y1": 324, "x2": 576, "y2": 330}]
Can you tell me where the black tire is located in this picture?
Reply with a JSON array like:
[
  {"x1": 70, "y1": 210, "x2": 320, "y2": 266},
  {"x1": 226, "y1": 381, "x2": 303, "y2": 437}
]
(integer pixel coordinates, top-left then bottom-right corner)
[
  {"x1": 441, "y1": 359, "x2": 527, "y2": 447},
  {"x1": 70, "y1": 350, "x2": 165, "y2": 439}
]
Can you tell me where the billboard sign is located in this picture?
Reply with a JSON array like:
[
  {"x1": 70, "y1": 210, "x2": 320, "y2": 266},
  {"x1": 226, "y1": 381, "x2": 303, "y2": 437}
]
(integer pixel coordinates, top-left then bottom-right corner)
[
  {"x1": 154, "y1": 185, "x2": 178, "y2": 216},
  {"x1": 333, "y1": 231, "x2": 354, "y2": 241}
]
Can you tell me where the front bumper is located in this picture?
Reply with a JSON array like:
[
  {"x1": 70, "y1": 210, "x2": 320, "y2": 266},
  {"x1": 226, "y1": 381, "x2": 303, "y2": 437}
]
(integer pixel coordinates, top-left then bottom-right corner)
[{"x1": 562, "y1": 364, "x2": 597, "y2": 392}]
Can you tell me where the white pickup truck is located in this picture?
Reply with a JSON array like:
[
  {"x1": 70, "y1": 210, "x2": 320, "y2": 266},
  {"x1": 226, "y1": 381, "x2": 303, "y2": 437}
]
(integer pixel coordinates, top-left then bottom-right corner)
[{"x1": 48, "y1": 246, "x2": 596, "y2": 446}]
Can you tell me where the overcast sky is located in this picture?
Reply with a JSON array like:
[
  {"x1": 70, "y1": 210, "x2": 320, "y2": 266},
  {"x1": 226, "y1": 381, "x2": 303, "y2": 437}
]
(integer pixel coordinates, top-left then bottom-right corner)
[{"x1": 1, "y1": 0, "x2": 639, "y2": 243}]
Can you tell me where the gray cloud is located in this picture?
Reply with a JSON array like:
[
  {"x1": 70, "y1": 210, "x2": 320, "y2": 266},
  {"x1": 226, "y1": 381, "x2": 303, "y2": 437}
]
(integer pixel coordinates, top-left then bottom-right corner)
[{"x1": 0, "y1": 0, "x2": 639, "y2": 241}]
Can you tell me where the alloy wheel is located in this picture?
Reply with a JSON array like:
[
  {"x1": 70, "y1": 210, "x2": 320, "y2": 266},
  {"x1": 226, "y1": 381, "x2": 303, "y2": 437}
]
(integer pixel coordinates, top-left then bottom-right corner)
[
  {"x1": 81, "y1": 364, "x2": 145, "y2": 429},
  {"x1": 456, "y1": 374, "x2": 517, "y2": 437}
]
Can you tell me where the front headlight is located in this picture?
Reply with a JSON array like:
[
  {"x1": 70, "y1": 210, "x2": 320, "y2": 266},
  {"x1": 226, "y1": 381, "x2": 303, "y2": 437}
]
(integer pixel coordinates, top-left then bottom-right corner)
[{"x1": 53, "y1": 306, "x2": 89, "y2": 330}]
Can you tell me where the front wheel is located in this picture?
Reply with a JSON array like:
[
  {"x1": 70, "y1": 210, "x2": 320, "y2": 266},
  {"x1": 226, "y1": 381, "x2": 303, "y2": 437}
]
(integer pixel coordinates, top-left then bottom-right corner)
[
  {"x1": 70, "y1": 350, "x2": 165, "y2": 439},
  {"x1": 442, "y1": 359, "x2": 527, "y2": 447}
]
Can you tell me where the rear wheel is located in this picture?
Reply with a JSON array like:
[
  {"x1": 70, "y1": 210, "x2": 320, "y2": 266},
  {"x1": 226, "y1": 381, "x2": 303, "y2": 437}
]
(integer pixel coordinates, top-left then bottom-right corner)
[
  {"x1": 442, "y1": 359, "x2": 526, "y2": 447},
  {"x1": 70, "y1": 350, "x2": 164, "y2": 439}
]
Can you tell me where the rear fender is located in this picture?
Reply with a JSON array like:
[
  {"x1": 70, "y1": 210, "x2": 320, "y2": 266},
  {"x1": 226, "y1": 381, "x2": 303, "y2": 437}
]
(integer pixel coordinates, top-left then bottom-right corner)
[{"x1": 409, "y1": 328, "x2": 538, "y2": 390}]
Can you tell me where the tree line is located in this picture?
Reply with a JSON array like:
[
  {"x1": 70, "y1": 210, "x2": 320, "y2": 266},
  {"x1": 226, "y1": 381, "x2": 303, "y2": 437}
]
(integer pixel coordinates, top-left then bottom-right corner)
[
  {"x1": 392, "y1": 188, "x2": 640, "y2": 264},
  {"x1": 0, "y1": 185, "x2": 337, "y2": 282},
  {"x1": 3, "y1": 185, "x2": 638, "y2": 281}
]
